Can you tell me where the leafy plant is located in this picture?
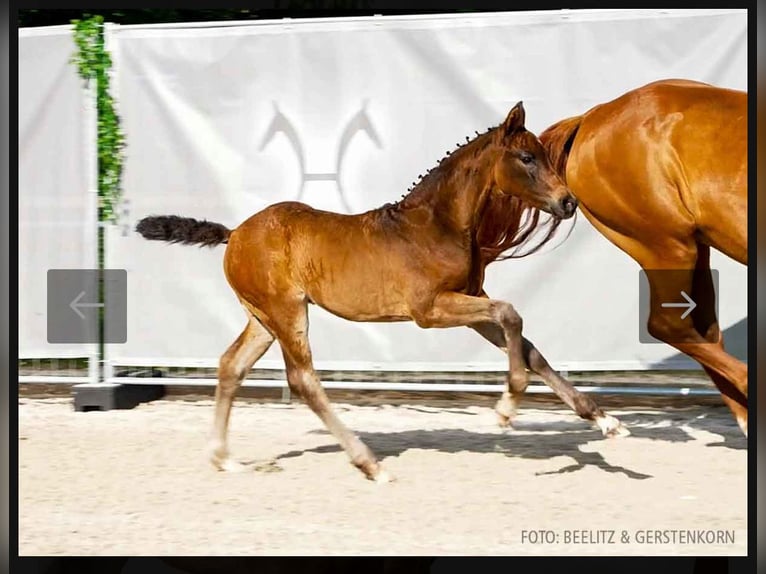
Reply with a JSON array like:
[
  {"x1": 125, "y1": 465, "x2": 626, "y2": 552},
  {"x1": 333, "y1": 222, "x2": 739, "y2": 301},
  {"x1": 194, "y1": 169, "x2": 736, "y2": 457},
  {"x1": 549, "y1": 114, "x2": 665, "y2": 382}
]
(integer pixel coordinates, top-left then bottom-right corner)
[{"x1": 71, "y1": 15, "x2": 125, "y2": 223}]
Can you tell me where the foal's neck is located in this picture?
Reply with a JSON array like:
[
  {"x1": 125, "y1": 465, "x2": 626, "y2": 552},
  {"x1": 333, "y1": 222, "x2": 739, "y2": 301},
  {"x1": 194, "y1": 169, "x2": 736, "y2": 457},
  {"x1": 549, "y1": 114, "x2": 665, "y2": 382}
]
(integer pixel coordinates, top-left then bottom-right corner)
[
  {"x1": 429, "y1": 132, "x2": 498, "y2": 235},
  {"x1": 392, "y1": 130, "x2": 499, "y2": 237}
]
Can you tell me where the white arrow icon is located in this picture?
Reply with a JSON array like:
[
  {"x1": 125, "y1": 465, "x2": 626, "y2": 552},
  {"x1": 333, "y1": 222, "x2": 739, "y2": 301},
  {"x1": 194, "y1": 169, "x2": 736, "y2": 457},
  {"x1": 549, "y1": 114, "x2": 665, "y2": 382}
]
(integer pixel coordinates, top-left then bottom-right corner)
[
  {"x1": 661, "y1": 290, "x2": 697, "y2": 319},
  {"x1": 69, "y1": 290, "x2": 104, "y2": 319}
]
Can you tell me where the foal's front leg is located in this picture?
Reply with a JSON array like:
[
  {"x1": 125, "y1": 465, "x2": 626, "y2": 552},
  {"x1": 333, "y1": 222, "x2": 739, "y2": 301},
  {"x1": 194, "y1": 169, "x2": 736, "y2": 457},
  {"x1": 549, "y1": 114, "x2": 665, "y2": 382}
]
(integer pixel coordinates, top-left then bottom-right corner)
[
  {"x1": 471, "y1": 322, "x2": 629, "y2": 436},
  {"x1": 412, "y1": 291, "x2": 530, "y2": 419}
]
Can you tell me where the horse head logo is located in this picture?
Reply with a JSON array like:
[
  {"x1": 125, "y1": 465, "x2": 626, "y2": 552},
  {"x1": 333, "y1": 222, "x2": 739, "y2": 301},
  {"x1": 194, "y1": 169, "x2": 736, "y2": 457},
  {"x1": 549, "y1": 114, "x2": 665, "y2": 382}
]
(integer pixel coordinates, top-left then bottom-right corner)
[{"x1": 259, "y1": 100, "x2": 383, "y2": 213}]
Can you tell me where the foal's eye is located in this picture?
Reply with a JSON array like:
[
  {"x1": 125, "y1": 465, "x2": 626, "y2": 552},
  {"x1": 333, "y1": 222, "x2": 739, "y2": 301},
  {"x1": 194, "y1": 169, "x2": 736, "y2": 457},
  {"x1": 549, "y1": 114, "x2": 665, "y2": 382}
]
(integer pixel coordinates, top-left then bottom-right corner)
[{"x1": 519, "y1": 152, "x2": 535, "y2": 165}]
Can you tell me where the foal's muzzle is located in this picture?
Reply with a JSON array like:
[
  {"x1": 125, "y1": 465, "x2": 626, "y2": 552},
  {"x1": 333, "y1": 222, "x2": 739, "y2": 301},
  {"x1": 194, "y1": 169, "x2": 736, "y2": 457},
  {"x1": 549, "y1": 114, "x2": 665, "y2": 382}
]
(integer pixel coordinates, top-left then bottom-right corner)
[{"x1": 553, "y1": 194, "x2": 578, "y2": 219}]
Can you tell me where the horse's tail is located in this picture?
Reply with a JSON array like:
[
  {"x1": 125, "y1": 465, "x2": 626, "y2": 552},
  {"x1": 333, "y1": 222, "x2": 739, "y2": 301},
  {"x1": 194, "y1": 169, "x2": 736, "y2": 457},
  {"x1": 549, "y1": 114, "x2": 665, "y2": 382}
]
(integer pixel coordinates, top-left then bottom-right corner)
[
  {"x1": 538, "y1": 115, "x2": 583, "y2": 181},
  {"x1": 135, "y1": 215, "x2": 231, "y2": 247}
]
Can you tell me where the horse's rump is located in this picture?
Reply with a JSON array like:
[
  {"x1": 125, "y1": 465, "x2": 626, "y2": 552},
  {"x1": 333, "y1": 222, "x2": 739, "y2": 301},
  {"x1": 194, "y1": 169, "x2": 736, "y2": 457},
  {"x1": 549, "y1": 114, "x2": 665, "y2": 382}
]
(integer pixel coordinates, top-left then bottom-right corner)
[{"x1": 537, "y1": 115, "x2": 583, "y2": 182}]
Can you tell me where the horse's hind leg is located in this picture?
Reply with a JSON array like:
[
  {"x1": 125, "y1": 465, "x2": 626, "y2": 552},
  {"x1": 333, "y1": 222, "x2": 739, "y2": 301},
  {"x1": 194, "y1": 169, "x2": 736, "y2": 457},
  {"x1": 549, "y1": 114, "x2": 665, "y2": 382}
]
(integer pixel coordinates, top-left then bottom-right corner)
[
  {"x1": 642, "y1": 251, "x2": 748, "y2": 435},
  {"x1": 685, "y1": 244, "x2": 748, "y2": 434},
  {"x1": 209, "y1": 310, "x2": 274, "y2": 472},
  {"x1": 274, "y1": 300, "x2": 392, "y2": 482},
  {"x1": 584, "y1": 207, "x2": 748, "y2": 436}
]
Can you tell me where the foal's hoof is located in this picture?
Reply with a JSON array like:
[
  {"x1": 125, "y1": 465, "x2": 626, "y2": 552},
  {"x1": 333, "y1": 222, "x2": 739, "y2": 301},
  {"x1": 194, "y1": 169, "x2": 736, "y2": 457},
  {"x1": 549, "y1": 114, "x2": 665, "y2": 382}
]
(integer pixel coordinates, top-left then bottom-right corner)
[
  {"x1": 356, "y1": 459, "x2": 396, "y2": 483},
  {"x1": 496, "y1": 412, "x2": 514, "y2": 429},
  {"x1": 495, "y1": 398, "x2": 517, "y2": 430},
  {"x1": 595, "y1": 414, "x2": 630, "y2": 438},
  {"x1": 373, "y1": 468, "x2": 396, "y2": 484},
  {"x1": 606, "y1": 424, "x2": 631, "y2": 438},
  {"x1": 213, "y1": 458, "x2": 251, "y2": 473}
]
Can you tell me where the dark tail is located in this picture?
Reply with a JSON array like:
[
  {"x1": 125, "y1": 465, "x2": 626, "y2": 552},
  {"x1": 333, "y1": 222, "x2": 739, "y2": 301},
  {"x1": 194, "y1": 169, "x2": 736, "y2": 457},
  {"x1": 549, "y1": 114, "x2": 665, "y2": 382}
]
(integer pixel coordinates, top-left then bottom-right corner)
[
  {"x1": 538, "y1": 115, "x2": 583, "y2": 182},
  {"x1": 135, "y1": 215, "x2": 231, "y2": 247}
]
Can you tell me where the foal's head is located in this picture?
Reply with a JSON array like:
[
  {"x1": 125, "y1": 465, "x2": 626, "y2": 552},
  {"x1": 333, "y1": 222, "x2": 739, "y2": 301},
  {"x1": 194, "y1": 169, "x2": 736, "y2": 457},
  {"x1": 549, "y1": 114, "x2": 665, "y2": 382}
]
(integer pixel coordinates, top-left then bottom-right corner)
[{"x1": 489, "y1": 102, "x2": 577, "y2": 219}]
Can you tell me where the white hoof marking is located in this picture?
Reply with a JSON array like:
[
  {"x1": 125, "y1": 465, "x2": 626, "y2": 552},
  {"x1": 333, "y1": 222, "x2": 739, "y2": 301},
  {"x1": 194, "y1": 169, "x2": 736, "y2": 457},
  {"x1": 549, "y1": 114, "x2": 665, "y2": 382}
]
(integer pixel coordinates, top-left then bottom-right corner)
[
  {"x1": 737, "y1": 417, "x2": 748, "y2": 437},
  {"x1": 374, "y1": 469, "x2": 396, "y2": 484},
  {"x1": 220, "y1": 459, "x2": 250, "y2": 473},
  {"x1": 596, "y1": 414, "x2": 630, "y2": 438}
]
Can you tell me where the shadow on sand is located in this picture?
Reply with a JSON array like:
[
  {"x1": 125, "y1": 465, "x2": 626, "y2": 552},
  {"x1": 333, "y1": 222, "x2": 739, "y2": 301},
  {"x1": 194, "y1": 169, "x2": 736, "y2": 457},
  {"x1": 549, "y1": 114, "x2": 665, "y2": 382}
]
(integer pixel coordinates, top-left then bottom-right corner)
[{"x1": 260, "y1": 408, "x2": 745, "y2": 481}]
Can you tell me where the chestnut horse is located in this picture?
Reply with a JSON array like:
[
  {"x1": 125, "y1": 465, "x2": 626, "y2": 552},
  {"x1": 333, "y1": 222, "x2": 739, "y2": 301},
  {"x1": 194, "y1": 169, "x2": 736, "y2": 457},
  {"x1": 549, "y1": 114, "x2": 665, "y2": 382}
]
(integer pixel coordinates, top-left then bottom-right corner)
[
  {"x1": 136, "y1": 102, "x2": 628, "y2": 483},
  {"x1": 539, "y1": 79, "x2": 748, "y2": 436}
]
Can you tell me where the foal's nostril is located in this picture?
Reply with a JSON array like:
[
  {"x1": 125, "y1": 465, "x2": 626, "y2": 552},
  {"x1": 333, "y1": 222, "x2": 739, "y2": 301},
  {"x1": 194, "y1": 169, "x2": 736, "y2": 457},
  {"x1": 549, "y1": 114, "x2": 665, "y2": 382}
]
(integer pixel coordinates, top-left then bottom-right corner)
[{"x1": 560, "y1": 195, "x2": 578, "y2": 216}]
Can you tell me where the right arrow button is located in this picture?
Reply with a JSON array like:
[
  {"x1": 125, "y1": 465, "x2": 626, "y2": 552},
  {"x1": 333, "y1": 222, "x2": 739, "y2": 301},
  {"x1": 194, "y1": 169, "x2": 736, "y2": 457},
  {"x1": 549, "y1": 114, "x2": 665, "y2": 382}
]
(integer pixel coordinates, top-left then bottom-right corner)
[{"x1": 661, "y1": 290, "x2": 697, "y2": 319}]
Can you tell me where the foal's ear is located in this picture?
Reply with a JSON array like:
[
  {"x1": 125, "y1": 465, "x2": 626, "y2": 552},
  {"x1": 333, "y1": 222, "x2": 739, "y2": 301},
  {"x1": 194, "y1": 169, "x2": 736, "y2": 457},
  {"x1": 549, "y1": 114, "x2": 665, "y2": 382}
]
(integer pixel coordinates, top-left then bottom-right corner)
[{"x1": 501, "y1": 101, "x2": 526, "y2": 137}]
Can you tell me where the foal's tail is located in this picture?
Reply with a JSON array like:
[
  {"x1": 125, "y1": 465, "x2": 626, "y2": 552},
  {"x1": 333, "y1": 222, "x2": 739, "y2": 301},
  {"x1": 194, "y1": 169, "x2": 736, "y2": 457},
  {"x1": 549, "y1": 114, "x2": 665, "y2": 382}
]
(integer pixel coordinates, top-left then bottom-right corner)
[
  {"x1": 135, "y1": 215, "x2": 231, "y2": 247},
  {"x1": 537, "y1": 115, "x2": 583, "y2": 181}
]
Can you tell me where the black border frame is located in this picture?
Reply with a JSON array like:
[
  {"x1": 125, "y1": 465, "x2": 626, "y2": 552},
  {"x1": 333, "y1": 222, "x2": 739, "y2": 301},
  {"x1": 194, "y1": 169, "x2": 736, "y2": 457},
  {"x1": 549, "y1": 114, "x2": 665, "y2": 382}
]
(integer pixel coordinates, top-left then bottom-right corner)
[{"x1": 8, "y1": 3, "x2": 758, "y2": 574}]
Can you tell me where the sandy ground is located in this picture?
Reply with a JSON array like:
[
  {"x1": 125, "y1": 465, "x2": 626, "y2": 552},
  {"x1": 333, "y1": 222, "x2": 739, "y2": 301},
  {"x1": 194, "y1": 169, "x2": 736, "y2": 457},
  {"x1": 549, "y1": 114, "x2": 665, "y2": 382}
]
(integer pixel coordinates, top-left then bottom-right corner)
[{"x1": 18, "y1": 397, "x2": 747, "y2": 556}]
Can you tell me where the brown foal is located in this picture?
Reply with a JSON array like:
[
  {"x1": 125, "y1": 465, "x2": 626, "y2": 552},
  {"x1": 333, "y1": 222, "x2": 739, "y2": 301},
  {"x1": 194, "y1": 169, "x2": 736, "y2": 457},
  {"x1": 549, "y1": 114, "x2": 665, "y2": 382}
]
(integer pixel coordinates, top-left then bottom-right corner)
[{"x1": 137, "y1": 102, "x2": 628, "y2": 482}]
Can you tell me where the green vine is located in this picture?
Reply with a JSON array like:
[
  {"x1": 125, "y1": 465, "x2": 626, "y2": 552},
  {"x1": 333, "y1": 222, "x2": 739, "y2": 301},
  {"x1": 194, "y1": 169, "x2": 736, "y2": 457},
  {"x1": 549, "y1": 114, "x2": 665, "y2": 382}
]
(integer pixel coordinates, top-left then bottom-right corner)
[{"x1": 71, "y1": 15, "x2": 125, "y2": 223}]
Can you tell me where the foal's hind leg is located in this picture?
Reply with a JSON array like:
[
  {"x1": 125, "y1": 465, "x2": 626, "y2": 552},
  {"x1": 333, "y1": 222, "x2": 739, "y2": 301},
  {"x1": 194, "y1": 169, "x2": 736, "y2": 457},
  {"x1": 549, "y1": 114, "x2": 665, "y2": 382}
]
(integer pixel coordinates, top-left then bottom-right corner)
[
  {"x1": 470, "y1": 322, "x2": 628, "y2": 437},
  {"x1": 210, "y1": 311, "x2": 274, "y2": 472},
  {"x1": 274, "y1": 301, "x2": 392, "y2": 482}
]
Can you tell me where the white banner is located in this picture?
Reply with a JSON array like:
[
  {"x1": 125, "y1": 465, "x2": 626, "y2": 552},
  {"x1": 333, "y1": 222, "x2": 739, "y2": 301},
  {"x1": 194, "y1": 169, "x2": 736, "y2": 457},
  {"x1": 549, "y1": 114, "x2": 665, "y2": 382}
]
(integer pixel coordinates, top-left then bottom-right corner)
[
  {"x1": 106, "y1": 9, "x2": 748, "y2": 371},
  {"x1": 19, "y1": 26, "x2": 98, "y2": 359}
]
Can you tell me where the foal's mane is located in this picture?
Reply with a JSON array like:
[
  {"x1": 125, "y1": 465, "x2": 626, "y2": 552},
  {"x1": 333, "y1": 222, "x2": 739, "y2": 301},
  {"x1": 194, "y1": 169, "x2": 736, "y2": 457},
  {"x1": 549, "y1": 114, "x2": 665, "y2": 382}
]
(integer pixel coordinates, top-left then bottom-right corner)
[
  {"x1": 475, "y1": 190, "x2": 566, "y2": 265},
  {"x1": 376, "y1": 122, "x2": 567, "y2": 265}
]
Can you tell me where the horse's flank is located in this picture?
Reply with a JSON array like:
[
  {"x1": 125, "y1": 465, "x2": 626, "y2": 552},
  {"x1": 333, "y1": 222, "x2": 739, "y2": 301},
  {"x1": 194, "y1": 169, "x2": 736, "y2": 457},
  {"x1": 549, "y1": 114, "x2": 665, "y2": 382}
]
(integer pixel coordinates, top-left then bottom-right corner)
[{"x1": 539, "y1": 78, "x2": 748, "y2": 436}]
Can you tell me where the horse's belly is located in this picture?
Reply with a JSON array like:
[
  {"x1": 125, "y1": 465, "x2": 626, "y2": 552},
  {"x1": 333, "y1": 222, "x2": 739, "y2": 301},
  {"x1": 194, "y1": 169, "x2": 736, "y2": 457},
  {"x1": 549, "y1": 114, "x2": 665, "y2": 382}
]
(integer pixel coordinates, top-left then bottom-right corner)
[
  {"x1": 304, "y1": 266, "x2": 414, "y2": 322},
  {"x1": 311, "y1": 299, "x2": 413, "y2": 323}
]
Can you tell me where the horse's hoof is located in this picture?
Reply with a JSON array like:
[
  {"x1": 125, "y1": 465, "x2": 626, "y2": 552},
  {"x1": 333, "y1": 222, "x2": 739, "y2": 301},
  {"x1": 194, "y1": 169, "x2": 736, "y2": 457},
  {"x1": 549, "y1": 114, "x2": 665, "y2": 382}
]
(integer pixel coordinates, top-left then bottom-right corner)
[
  {"x1": 737, "y1": 417, "x2": 747, "y2": 437},
  {"x1": 596, "y1": 414, "x2": 630, "y2": 438}
]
